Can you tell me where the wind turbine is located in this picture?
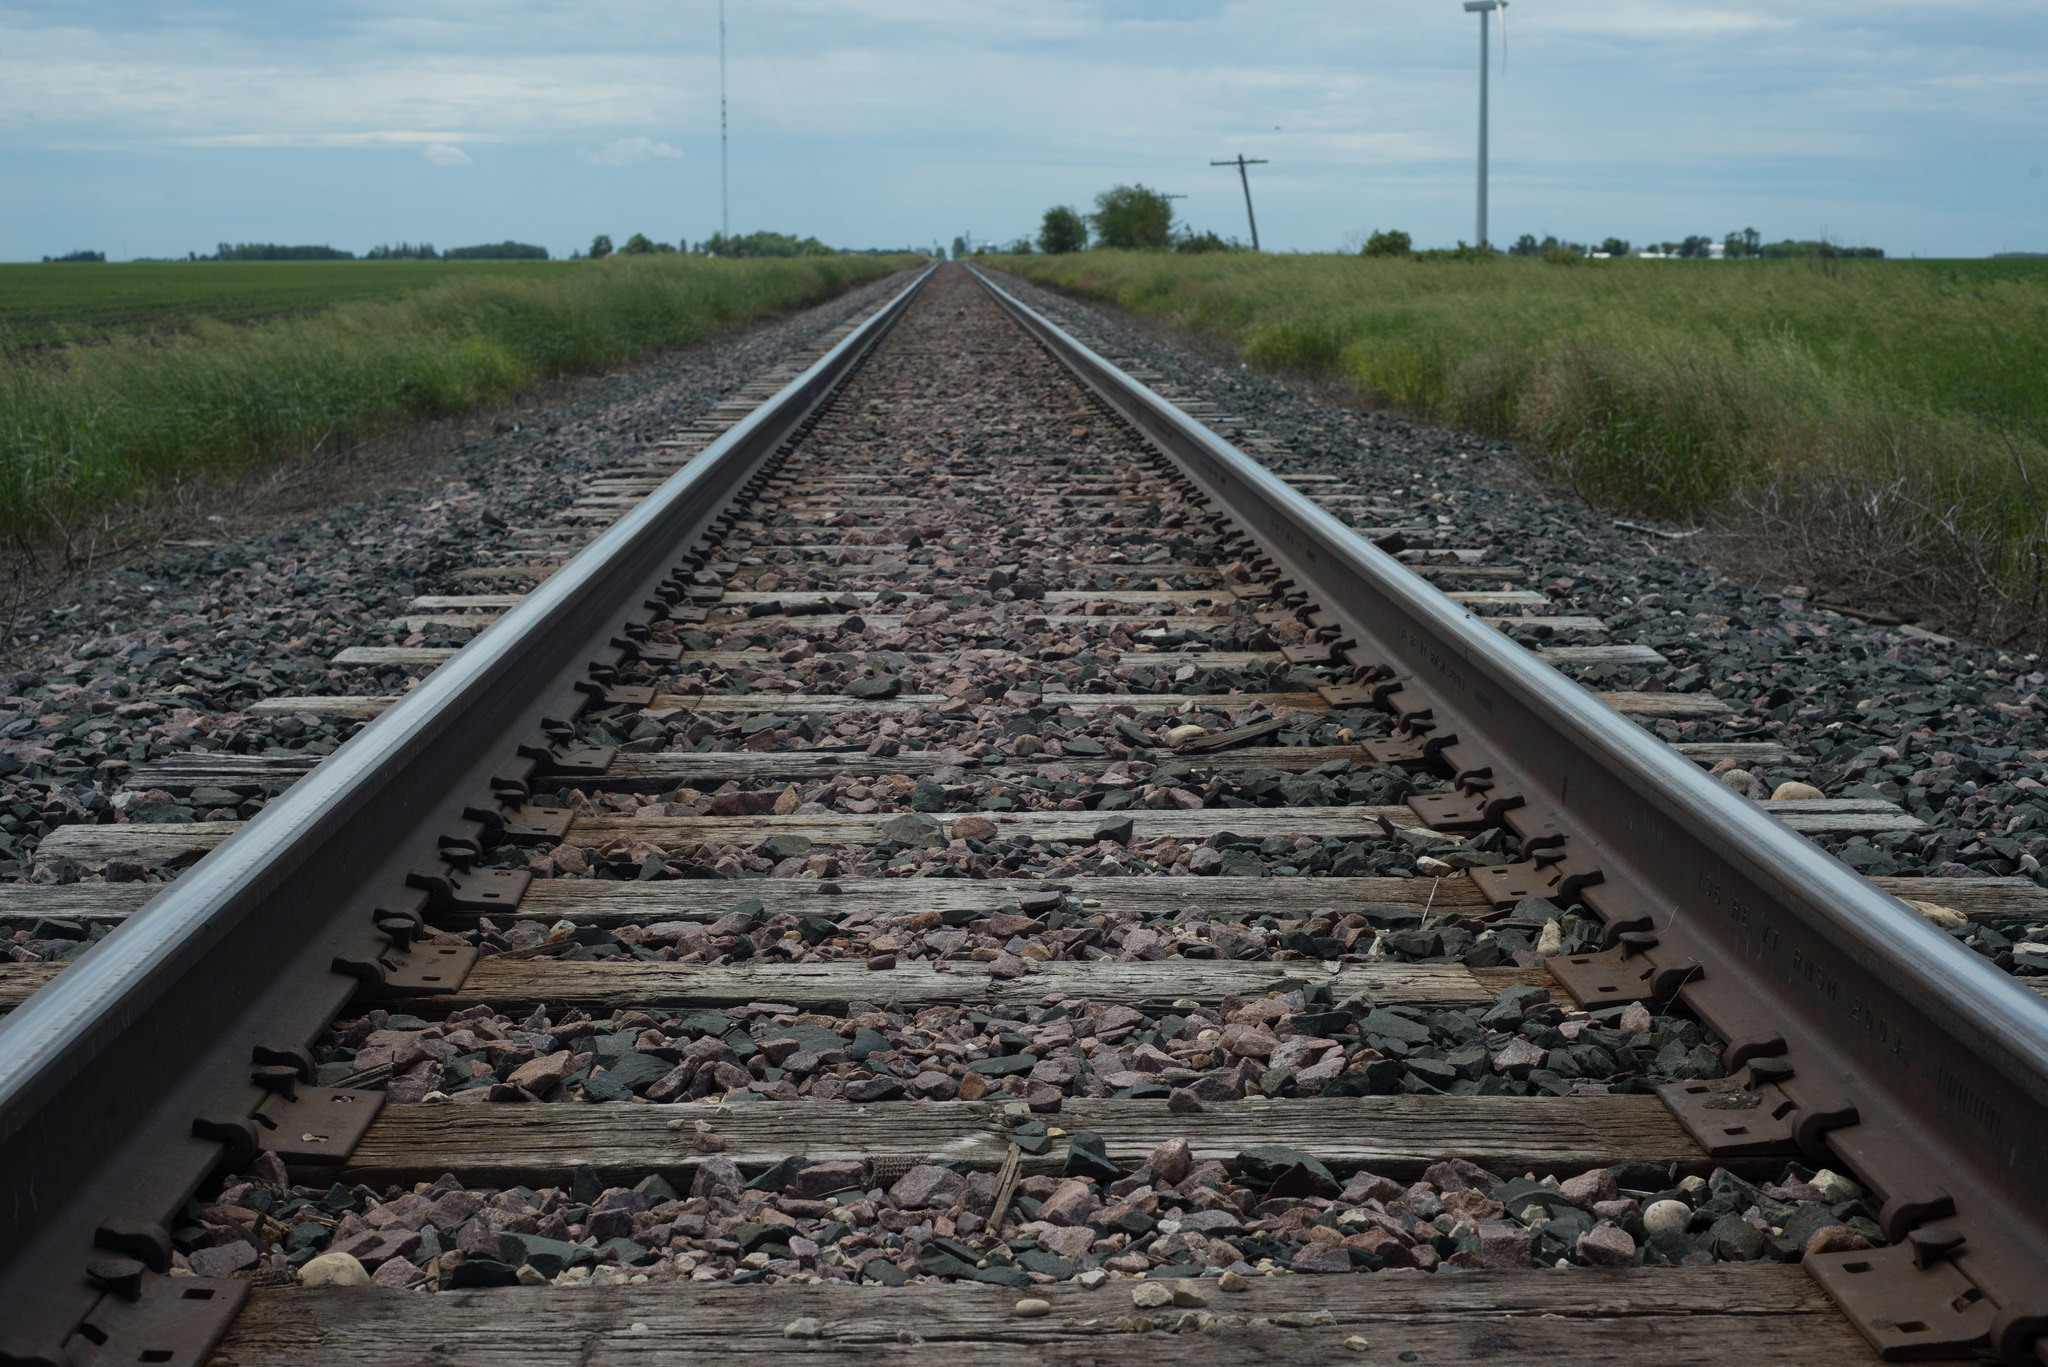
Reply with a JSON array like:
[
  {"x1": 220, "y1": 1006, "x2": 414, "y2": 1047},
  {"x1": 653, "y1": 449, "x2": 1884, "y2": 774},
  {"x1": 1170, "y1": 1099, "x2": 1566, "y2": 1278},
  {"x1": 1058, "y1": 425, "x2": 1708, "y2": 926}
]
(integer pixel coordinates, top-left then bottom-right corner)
[{"x1": 1461, "y1": 0, "x2": 1506, "y2": 248}]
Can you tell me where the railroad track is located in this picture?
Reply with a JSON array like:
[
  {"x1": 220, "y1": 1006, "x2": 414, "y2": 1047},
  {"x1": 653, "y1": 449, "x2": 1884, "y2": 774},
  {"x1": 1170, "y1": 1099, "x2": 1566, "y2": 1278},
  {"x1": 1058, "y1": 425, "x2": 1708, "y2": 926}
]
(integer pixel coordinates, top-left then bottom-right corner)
[{"x1": 1, "y1": 261, "x2": 2044, "y2": 1365}]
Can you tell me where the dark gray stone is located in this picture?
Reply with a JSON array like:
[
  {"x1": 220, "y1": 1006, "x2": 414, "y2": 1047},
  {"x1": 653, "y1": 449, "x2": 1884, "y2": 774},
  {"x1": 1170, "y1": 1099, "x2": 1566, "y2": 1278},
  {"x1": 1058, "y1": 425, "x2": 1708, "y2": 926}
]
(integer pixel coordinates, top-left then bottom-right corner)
[
  {"x1": 1062, "y1": 1131, "x2": 1121, "y2": 1182},
  {"x1": 1704, "y1": 1213, "x2": 1772, "y2": 1262},
  {"x1": 1236, "y1": 1145, "x2": 1339, "y2": 1197},
  {"x1": 845, "y1": 675, "x2": 901, "y2": 699}
]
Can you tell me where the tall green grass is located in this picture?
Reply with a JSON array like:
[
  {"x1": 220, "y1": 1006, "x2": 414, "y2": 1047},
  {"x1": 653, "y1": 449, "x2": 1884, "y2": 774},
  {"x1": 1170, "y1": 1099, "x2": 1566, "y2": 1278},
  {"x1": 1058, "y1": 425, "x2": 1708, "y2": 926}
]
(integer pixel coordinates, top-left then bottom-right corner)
[
  {"x1": 0, "y1": 258, "x2": 585, "y2": 352},
  {"x1": 997, "y1": 252, "x2": 2048, "y2": 644},
  {"x1": 0, "y1": 255, "x2": 907, "y2": 544}
]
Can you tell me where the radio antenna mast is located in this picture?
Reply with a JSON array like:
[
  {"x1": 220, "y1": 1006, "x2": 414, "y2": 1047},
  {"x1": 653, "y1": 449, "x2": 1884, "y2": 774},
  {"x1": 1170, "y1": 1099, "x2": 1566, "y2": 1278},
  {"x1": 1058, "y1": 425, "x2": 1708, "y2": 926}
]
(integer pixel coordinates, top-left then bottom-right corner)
[{"x1": 719, "y1": 0, "x2": 730, "y2": 249}]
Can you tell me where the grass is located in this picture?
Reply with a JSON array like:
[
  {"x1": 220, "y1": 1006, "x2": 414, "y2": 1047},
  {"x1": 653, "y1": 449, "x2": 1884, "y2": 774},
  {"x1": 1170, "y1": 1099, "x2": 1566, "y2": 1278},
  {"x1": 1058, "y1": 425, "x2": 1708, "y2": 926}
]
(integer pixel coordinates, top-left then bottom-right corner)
[
  {"x1": 0, "y1": 259, "x2": 583, "y2": 353},
  {"x1": 0, "y1": 254, "x2": 909, "y2": 549},
  {"x1": 994, "y1": 251, "x2": 2048, "y2": 647}
]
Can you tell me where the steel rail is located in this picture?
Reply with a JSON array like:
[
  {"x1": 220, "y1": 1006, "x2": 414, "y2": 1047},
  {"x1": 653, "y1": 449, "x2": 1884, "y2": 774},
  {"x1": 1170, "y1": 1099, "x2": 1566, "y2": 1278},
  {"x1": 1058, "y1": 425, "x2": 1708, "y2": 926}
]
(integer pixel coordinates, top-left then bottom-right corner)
[
  {"x1": 0, "y1": 265, "x2": 935, "y2": 1367},
  {"x1": 972, "y1": 265, "x2": 2048, "y2": 1360}
]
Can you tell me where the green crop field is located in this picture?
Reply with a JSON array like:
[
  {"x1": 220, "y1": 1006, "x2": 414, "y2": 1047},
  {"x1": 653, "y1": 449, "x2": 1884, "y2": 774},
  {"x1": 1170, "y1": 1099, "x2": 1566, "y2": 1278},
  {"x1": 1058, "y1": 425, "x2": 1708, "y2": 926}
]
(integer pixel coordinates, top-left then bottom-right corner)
[
  {"x1": 0, "y1": 254, "x2": 910, "y2": 547},
  {"x1": 0, "y1": 259, "x2": 580, "y2": 352},
  {"x1": 994, "y1": 250, "x2": 2048, "y2": 645}
]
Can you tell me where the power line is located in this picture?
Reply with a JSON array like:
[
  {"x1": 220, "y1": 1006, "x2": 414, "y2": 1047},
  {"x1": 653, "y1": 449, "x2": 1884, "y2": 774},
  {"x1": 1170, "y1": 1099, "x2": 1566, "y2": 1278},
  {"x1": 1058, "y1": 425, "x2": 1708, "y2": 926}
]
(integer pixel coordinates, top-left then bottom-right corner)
[{"x1": 1210, "y1": 155, "x2": 1269, "y2": 251}]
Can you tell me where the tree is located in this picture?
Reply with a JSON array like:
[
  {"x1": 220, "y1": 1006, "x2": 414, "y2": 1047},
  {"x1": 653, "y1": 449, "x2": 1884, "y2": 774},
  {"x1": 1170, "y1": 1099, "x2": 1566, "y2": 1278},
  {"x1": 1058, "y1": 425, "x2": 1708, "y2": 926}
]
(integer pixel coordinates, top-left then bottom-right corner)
[
  {"x1": 1037, "y1": 205, "x2": 1087, "y2": 255},
  {"x1": 695, "y1": 231, "x2": 834, "y2": 257},
  {"x1": 445, "y1": 241, "x2": 549, "y2": 260},
  {"x1": 1361, "y1": 229, "x2": 1411, "y2": 258},
  {"x1": 589, "y1": 234, "x2": 614, "y2": 259},
  {"x1": 213, "y1": 242, "x2": 353, "y2": 260},
  {"x1": 1678, "y1": 235, "x2": 1713, "y2": 259},
  {"x1": 1089, "y1": 184, "x2": 1173, "y2": 250},
  {"x1": 950, "y1": 236, "x2": 968, "y2": 260},
  {"x1": 1509, "y1": 233, "x2": 1539, "y2": 257},
  {"x1": 1598, "y1": 237, "x2": 1630, "y2": 257}
]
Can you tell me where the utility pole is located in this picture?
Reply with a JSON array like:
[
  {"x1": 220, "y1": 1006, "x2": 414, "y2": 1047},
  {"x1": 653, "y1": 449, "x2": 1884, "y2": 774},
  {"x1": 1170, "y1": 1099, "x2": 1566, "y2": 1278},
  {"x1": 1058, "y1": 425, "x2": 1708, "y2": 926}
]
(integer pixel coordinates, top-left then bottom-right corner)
[
  {"x1": 719, "y1": 0, "x2": 729, "y2": 251},
  {"x1": 1462, "y1": 0, "x2": 1505, "y2": 248},
  {"x1": 1210, "y1": 155, "x2": 1268, "y2": 251}
]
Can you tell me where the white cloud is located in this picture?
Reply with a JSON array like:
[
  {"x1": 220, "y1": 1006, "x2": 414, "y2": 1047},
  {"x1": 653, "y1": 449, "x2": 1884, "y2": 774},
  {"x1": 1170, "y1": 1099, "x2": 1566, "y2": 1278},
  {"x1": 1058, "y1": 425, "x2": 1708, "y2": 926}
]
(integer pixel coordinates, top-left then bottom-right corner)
[
  {"x1": 1, "y1": 0, "x2": 2044, "y2": 258},
  {"x1": 577, "y1": 136, "x2": 684, "y2": 167}
]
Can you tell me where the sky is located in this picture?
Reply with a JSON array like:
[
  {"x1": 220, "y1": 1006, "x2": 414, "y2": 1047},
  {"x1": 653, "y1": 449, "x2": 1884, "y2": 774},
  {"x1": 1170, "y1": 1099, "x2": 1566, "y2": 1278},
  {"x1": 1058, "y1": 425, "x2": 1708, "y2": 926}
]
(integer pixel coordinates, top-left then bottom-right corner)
[{"x1": 1, "y1": 1, "x2": 2043, "y2": 262}]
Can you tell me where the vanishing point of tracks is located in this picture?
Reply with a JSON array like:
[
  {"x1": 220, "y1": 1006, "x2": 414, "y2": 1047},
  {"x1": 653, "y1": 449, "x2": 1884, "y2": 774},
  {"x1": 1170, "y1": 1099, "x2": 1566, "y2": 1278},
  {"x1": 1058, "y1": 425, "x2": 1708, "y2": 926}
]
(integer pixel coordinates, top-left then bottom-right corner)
[{"x1": 2, "y1": 262, "x2": 2046, "y2": 1365}]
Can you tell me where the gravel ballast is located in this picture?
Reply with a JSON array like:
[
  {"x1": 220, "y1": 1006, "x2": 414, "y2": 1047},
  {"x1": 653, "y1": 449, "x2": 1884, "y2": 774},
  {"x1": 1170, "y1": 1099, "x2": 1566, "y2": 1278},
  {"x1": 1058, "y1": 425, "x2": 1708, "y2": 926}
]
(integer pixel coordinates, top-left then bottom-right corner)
[
  {"x1": 9, "y1": 263, "x2": 2040, "y2": 1310},
  {"x1": 192, "y1": 1140, "x2": 1876, "y2": 1290},
  {"x1": 0, "y1": 270, "x2": 914, "y2": 893}
]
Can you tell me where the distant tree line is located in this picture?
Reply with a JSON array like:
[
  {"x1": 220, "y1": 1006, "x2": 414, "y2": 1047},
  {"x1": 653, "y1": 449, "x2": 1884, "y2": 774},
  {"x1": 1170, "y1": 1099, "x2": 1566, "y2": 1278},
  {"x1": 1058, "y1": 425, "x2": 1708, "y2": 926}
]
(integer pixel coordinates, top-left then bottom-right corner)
[
  {"x1": 211, "y1": 243, "x2": 355, "y2": 261},
  {"x1": 1021, "y1": 185, "x2": 1249, "y2": 256},
  {"x1": 362, "y1": 241, "x2": 552, "y2": 260},
  {"x1": 445, "y1": 242, "x2": 550, "y2": 260},
  {"x1": 44, "y1": 241, "x2": 556, "y2": 263},
  {"x1": 1354, "y1": 225, "x2": 1882, "y2": 262},
  {"x1": 579, "y1": 230, "x2": 841, "y2": 260},
  {"x1": 694, "y1": 230, "x2": 837, "y2": 258},
  {"x1": 1756, "y1": 239, "x2": 1883, "y2": 259}
]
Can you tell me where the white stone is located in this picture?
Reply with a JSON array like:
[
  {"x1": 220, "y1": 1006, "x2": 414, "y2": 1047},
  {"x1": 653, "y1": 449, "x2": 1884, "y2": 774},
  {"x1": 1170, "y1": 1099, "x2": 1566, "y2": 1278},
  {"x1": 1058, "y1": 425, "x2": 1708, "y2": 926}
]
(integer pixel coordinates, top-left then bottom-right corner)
[
  {"x1": 1642, "y1": 1200, "x2": 1691, "y2": 1237},
  {"x1": 1810, "y1": 1169, "x2": 1867, "y2": 1203},
  {"x1": 1165, "y1": 724, "x2": 1208, "y2": 746},
  {"x1": 1536, "y1": 919, "x2": 1563, "y2": 957},
  {"x1": 1076, "y1": 1269, "x2": 1109, "y2": 1289},
  {"x1": 782, "y1": 1318, "x2": 823, "y2": 1340},
  {"x1": 1131, "y1": 1281, "x2": 1174, "y2": 1308},
  {"x1": 297, "y1": 1252, "x2": 370, "y2": 1287},
  {"x1": 1014, "y1": 1298, "x2": 1052, "y2": 1318}
]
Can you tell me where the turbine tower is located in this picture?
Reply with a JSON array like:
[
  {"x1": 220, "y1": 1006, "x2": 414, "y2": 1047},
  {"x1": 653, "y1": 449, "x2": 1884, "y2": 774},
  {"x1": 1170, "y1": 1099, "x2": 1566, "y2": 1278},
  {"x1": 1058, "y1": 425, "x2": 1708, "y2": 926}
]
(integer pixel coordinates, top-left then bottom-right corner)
[{"x1": 1462, "y1": 0, "x2": 1506, "y2": 248}]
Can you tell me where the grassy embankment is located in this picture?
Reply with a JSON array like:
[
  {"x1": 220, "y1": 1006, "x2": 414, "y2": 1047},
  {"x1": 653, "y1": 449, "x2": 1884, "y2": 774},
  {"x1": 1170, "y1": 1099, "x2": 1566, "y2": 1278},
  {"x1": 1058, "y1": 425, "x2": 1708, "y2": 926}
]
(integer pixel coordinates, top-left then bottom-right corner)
[
  {"x1": 994, "y1": 251, "x2": 2048, "y2": 647},
  {"x1": 0, "y1": 258, "x2": 585, "y2": 353},
  {"x1": 0, "y1": 254, "x2": 909, "y2": 546}
]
